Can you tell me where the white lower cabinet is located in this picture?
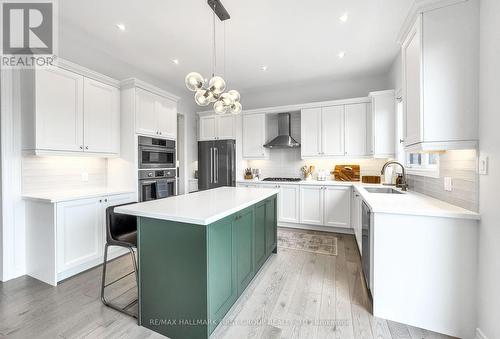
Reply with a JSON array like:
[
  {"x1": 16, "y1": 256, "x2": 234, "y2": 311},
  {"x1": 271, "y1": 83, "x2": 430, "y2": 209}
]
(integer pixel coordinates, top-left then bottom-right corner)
[
  {"x1": 300, "y1": 185, "x2": 351, "y2": 228},
  {"x1": 26, "y1": 192, "x2": 136, "y2": 286},
  {"x1": 300, "y1": 186, "x2": 324, "y2": 225},
  {"x1": 278, "y1": 184, "x2": 300, "y2": 223},
  {"x1": 323, "y1": 186, "x2": 351, "y2": 228}
]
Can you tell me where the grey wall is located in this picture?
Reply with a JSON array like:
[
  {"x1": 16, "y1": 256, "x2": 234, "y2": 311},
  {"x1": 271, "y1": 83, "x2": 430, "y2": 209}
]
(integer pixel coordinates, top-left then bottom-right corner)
[
  {"x1": 240, "y1": 73, "x2": 390, "y2": 110},
  {"x1": 477, "y1": 0, "x2": 500, "y2": 337},
  {"x1": 406, "y1": 150, "x2": 479, "y2": 212}
]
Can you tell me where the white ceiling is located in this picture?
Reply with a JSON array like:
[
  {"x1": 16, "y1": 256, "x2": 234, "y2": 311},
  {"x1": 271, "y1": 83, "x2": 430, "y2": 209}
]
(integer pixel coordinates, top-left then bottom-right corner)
[{"x1": 59, "y1": 0, "x2": 413, "y2": 95}]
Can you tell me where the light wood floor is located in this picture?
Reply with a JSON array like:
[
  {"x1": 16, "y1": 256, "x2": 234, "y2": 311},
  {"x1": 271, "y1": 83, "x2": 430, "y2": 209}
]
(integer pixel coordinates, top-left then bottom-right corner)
[{"x1": 0, "y1": 232, "x2": 454, "y2": 339}]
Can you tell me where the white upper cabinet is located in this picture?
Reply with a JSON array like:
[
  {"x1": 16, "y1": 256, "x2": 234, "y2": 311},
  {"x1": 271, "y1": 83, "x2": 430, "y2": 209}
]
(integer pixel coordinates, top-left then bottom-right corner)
[
  {"x1": 402, "y1": 1, "x2": 479, "y2": 151},
  {"x1": 301, "y1": 107, "x2": 322, "y2": 157},
  {"x1": 322, "y1": 105, "x2": 345, "y2": 156},
  {"x1": 345, "y1": 103, "x2": 368, "y2": 156},
  {"x1": 83, "y1": 78, "x2": 120, "y2": 154},
  {"x1": 301, "y1": 102, "x2": 371, "y2": 159},
  {"x1": 33, "y1": 67, "x2": 84, "y2": 152},
  {"x1": 135, "y1": 88, "x2": 177, "y2": 139},
  {"x1": 21, "y1": 63, "x2": 120, "y2": 156},
  {"x1": 157, "y1": 97, "x2": 177, "y2": 139},
  {"x1": 242, "y1": 113, "x2": 268, "y2": 159},
  {"x1": 198, "y1": 114, "x2": 235, "y2": 141},
  {"x1": 369, "y1": 90, "x2": 396, "y2": 158}
]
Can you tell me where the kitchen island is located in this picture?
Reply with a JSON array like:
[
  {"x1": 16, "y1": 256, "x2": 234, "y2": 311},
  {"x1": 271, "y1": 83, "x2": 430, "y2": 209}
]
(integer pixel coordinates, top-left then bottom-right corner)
[{"x1": 115, "y1": 187, "x2": 279, "y2": 339}]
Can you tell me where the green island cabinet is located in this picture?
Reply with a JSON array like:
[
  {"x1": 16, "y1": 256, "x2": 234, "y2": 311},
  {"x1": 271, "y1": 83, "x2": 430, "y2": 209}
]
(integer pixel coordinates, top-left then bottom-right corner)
[{"x1": 138, "y1": 194, "x2": 277, "y2": 339}]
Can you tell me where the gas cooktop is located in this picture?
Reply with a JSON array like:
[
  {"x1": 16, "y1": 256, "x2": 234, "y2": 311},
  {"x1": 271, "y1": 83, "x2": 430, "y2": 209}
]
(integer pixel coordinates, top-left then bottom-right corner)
[{"x1": 262, "y1": 177, "x2": 302, "y2": 182}]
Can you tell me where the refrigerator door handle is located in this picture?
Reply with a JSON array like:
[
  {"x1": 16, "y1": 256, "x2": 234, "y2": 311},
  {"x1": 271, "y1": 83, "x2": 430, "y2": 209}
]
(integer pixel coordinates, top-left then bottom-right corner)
[
  {"x1": 214, "y1": 148, "x2": 219, "y2": 184},
  {"x1": 210, "y1": 147, "x2": 213, "y2": 184}
]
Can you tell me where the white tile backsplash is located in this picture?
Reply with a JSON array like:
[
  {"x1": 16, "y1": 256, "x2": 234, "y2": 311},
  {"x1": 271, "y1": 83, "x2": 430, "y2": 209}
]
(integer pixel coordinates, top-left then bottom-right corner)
[{"x1": 22, "y1": 156, "x2": 107, "y2": 193}]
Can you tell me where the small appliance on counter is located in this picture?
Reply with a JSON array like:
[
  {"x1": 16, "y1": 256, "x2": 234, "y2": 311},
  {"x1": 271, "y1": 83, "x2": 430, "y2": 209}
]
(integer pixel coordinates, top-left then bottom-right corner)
[
  {"x1": 332, "y1": 164, "x2": 360, "y2": 181},
  {"x1": 317, "y1": 169, "x2": 328, "y2": 181}
]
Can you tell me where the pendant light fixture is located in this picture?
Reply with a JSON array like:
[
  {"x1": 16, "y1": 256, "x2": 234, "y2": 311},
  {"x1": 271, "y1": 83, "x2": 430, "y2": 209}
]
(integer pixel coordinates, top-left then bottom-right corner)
[{"x1": 185, "y1": 0, "x2": 242, "y2": 114}]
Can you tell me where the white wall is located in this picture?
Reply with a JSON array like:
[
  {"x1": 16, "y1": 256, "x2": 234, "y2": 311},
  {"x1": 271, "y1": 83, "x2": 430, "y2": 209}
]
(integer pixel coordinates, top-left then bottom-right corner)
[
  {"x1": 240, "y1": 73, "x2": 390, "y2": 109},
  {"x1": 388, "y1": 52, "x2": 402, "y2": 91},
  {"x1": 477, "y1": 0, "x2": 500, "y2": 337}
]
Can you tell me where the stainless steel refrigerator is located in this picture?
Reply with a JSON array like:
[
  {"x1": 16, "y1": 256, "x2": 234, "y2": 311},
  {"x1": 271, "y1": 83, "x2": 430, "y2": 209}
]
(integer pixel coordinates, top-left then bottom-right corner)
[{"x1": 198, "y1": 140, "x2": 236, "y2": 191}]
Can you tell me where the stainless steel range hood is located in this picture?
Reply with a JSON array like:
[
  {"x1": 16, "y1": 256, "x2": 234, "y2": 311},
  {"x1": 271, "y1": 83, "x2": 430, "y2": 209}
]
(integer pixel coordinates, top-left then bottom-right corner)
[{"x1": 263, "y1": 113, "x2": 300, "y2": 149}]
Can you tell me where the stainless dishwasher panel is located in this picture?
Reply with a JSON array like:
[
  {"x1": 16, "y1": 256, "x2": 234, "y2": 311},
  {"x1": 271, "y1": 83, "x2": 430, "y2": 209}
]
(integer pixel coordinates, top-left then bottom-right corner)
[{"x1": 361, "y1": 201, "x2": 372, "y2": 292}]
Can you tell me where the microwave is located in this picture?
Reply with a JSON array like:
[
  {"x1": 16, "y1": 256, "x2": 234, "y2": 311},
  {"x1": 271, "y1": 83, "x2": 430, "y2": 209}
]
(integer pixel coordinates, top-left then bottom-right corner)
[{"x1": 138, "y1": 136, "x2": 175, "y2": 169}]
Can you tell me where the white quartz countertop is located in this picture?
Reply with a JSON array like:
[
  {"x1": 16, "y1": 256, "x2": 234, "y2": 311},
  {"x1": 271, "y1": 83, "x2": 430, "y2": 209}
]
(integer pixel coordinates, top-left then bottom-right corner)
[
  {"x1": 115, "y1": 186, "x2": 280, "y2": 225},
  {"x1": 237, "y1": 179, "x2": 480, "y2": 220},
  {"x1": 22, "y1": 188, "x2": 135, "y2": 203}
]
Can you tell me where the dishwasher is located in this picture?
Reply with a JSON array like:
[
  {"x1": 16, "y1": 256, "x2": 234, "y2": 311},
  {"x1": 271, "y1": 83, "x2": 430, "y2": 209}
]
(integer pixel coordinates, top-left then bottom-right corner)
[{"x1": 361, "y1": 201, "x2": 372, "y2": 292}]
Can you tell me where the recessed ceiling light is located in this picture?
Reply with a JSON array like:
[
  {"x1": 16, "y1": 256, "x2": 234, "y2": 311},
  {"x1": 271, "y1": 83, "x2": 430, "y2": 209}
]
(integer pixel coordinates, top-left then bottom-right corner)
[
  {"x1": 260, "y1": 65, "x2": 268, "y2": 71},
  {"x1": 338, "y1": 51, "x2": 346, "y2": 59},
  {"x1": 171, "y1": 59, "x2": 180, "y2": 65},
  {"x1": 339, "y1": 12, "x2": 348, "y2": 23},
  {"x1": 116, "y1": 23, "x2": 126, "y2": 31}
]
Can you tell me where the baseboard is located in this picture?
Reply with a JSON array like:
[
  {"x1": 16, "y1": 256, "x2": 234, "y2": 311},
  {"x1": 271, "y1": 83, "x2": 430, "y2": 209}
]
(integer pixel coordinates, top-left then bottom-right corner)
[
  {"x1": 278, "y1": 222, "x2": 354, "y2": 235},
  {"x1": 476, "y1": 328, "x2": 488, "y2": 339}
]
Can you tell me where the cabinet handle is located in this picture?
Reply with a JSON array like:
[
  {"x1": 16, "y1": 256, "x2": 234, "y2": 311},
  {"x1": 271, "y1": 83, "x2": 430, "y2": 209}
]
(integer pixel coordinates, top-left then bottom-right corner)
[
  {"x1": 104, "y1": 199, "x2": 108, "y2": 202},
  {"x1": 85, "y1": 146, "x2": 88, "y2": 150},
  {"x1": 80, "y1": 145, "x2": 83, "y2": 150},
  {"x1": 99, "y1": 199, "x2": 102, "y2": 203},
  {"x1": 159, "y1": 131, "x2": 162, "y2": 135}
]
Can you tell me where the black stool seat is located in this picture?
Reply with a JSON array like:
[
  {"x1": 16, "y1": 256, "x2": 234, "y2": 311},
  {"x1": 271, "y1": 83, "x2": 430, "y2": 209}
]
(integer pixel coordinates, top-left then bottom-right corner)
[{"x1": 101, "y1": 201, "x2": 139, "y2": 321}]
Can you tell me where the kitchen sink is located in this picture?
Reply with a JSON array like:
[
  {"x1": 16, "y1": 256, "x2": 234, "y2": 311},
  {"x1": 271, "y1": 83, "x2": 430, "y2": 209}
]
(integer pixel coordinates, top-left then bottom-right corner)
[{"x1": 364, "y1": 187, "x2": 404, "y2": 194}]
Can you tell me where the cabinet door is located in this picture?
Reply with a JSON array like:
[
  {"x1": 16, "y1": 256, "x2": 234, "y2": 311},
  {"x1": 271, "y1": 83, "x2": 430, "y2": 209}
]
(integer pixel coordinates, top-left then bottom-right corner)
[
  {"x1": 322, "y1": 105, "x2": 345, "y2": 156},
  {"x1": 371, "y1": 92, "x2": 396, "y2": 157},
  {"x1": 278, "y1": 184, "x2": 299, "y2": 223},
  {"x1": 208, "y1": 216, "x2": 237, "y2": 324},
  {"x1": 345, "y1": 103, "x2": 368, "y2": 156},
  {"x1": 157, "y1": 97, "x2": 177, "y2": 139},
  {"x1": 299, "y1": 186, "x2": 323, "y2": 225},
  {"x1": 324, "y1": 186, "x2": 351, "y2": 228},
  {"x1": 199, "y1": 116, "x2": 217, "y2": 140},
  {"x1": 402, "y1": 16, "x2": 423, "y2": 146},
  {"x1": 235, "y1": 208, "x2": 255, "y2": 295},
  {"x1": 254, "y1": 201, "x2": 267, "y2": 270},
  {"x1": 242, "y1": 114, "x2": 267, "y2": 158},
  {"x1": 136, "y1": 88, "x2": 158, "y2": 136},
  {"x1": 35, "y1": 67, "x2": 84, "y2": 151},
  {"x1": 265, "y1": 197, "x2": 277, "y2": 255},
  {"x1": 300, "y1": 108, "x2": 322, "y2": 157},
  {"x1": 217, "y1": 115, "x2": 235, "y2": 140},
  {"x1": 83, "y1": 78, "x2": 120, "y2": 154},
  {"x1": 56, "y1": 197, "x2": 102, "y2": 273}
]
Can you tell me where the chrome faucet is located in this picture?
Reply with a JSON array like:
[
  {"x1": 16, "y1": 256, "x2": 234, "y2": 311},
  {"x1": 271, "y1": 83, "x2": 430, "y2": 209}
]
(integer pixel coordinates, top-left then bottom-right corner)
[{"x1": 381, "y1": 161, "x2": 409, "y2": 191}]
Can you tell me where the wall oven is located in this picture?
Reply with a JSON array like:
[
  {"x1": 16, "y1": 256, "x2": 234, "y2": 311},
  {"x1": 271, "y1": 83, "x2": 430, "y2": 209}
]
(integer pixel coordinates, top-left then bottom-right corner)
[
  {"x1": 138, "y1": 136, "x2": 175, "y2": 169},
  {"x1": 139, "y1": 169, "x2": 176, "y2": 202}
]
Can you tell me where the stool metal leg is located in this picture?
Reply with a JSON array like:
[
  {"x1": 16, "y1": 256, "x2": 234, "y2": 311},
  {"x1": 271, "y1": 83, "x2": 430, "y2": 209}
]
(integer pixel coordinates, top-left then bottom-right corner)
[{"x1": 100, "y1": 243, "x2": 138, "y2": 321}]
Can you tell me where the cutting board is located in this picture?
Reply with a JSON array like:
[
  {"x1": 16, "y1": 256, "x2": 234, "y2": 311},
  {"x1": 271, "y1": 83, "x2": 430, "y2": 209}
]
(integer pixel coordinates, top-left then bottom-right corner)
[{"x1": 332, "y1": 165, "x2": 360, "y2": 182}]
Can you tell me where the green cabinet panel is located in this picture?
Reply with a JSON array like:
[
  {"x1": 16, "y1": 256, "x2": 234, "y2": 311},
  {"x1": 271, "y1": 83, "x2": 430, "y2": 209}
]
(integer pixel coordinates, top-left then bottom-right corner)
[
  {"x1": 235, "y1": 207, "x2": 255, "y2": 295},
  {"x1": 254, "y1": 201, "x2": 267, "y2": 270},
  {"x1": 138, "y1": 194, "x2": 278, "y2": 339},
  {"x1": 265, "y1": 197, "x2": 277, "y2": 255},
  {"x1": 207, "y1": 215, "x2": 237, "y2": 331}
]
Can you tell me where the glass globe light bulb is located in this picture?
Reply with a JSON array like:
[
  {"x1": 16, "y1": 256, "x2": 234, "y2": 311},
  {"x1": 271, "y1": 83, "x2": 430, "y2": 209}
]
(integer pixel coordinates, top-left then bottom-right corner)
[
  {"x1": 230, "y1": 101, "x2": 242, "y2": 114},
  {"x1": 208, "y1": 76, "x2": 226, "y2": 94},
  {"x1": 227, "y1": 90, "x2": 240, "y2": 103},
  {"x1": 214, "y1": 100, "x2": 228, "y2": 114},
  {"x1": 219, "y1": 93, "x2": 234, "y2": 106},
  {"x1": 194, "y1": 90, "x2": 210, "y2": 106},
  {"x1": 185, "y1": 72, "x2": 204, "y2": 92}
]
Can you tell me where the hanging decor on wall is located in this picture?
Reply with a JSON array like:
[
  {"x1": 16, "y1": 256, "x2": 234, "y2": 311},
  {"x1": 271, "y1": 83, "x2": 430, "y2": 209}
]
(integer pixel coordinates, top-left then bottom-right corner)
[{"x1": 184, "y1": 0, "x2": 242, "y2": 114}]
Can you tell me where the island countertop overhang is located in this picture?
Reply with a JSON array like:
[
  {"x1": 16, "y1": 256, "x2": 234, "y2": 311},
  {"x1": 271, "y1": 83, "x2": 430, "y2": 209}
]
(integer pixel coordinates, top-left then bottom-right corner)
[{"x1": 114, "y1": 186, "x2": 279, "y2": 225}]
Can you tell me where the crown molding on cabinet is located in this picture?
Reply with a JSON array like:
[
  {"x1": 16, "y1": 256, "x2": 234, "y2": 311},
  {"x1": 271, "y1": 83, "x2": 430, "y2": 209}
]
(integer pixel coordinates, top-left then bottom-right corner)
[
  {"x1": 396, "y1": 0, "x2": 468, "y2": 45},
  {"x1": 120, "y1": 78, "x2": 180, "y2": 102},
  {"x1": 56, "y1": 58, "x2": 120, "y2": 88},
  {"x1": 197, "y1": 96, "x2": 372, "y2": 116}
]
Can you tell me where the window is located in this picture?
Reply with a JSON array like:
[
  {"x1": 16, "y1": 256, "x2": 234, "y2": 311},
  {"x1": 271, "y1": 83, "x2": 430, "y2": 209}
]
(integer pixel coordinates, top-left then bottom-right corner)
[{"x1": 406, "y1": 152, "x2": 440, "y2": 177}]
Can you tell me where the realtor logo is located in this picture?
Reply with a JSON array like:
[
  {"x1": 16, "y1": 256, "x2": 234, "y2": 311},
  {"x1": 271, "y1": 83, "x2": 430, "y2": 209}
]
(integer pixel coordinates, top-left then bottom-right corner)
[{"x1": 1, "y1": 0, "x2": 57, "y2": 68}]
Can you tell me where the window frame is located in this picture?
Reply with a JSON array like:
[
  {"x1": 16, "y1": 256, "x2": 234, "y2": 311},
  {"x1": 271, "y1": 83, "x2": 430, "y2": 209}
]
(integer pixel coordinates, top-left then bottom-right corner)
[{"x1": 406, "y1": 152, "x2": 440, "y2": 178}]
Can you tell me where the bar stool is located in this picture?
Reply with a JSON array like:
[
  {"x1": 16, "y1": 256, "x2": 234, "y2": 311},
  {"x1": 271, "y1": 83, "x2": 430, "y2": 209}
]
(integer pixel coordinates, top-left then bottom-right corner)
[{"x1": 100, "y1": 202, "x2": 138, "y2": 320}]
